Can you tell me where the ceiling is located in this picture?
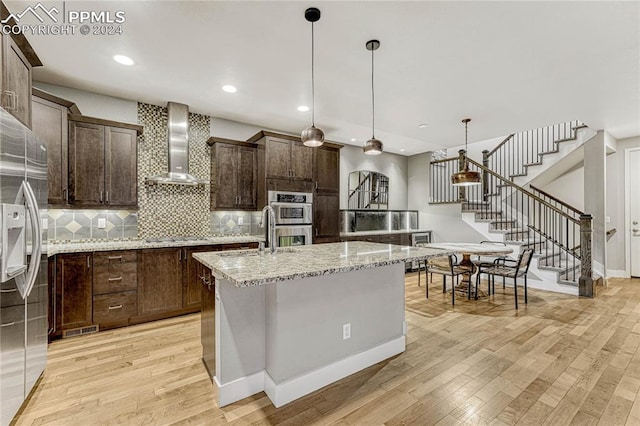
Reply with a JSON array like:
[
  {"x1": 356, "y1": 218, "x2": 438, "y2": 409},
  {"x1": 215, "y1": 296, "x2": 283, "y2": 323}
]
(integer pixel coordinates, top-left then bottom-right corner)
[{"x1": 8, "y1": 1, "x2": 639, "y2": 155}]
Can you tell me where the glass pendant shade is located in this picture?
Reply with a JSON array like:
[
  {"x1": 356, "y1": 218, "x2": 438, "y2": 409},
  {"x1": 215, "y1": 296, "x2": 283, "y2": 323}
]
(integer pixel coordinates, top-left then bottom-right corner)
[
  {"x1": 363, "y1": 137, "x2": 383, "y2": 155},
  {"x1": 302, "y1": 125, "x2": 325, "y2": 147}
]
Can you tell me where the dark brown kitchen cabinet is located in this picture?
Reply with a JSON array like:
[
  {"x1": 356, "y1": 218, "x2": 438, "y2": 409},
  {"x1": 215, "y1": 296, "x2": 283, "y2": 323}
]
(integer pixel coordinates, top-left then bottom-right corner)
[
  {"x1": 200, "y1": 261, "x2": 215, "y2": 379},
  {"x1": 312, "y1": 144, "x2": 342, "y2": 243},
  {"x1": 68, "y1": 116, "x2": 141, "y2": 208},
  {"x1": 1, "y1": 34, "x2": 33, "y2": 127},
  {"x1": 137, "y1": 248, "x2": 183, "y2": 317},
  {"x1": 184, "y1": 245, "x2": 219, "y2": 310},
  {"x1": 54, "y1": 253, "x2": 93, "y2": 334},
  {"x1": 92, "y1": 250, "x2": 138, "y2": 329},
  {"x1": 249, "y1": 132, "x2": 313, "y2": 182},
  {"x1": 32, "y1": 92, "x2": 70, "y2": 205},
  {"x1": 208, "y1": 138, "x2": 257, "y2": 211}
]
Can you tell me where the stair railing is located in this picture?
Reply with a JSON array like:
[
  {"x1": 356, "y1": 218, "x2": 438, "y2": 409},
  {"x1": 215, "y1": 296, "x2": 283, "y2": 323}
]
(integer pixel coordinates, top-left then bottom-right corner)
[
  {"x1": 429, "y1": 153, "x2": 594, "y2": 296},
  {"x1": 530, "y1": 184, "x2": 583, "y2": 222},
  {"x1": 484, "y1": 120, "x2": 585, "y2": 182}
]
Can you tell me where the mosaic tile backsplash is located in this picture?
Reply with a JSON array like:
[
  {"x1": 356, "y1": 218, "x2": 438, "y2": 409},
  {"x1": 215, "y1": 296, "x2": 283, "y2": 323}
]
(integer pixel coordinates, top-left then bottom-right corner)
[{"x1": 211, "y1": 211, "x2": 264, "y2": 236}]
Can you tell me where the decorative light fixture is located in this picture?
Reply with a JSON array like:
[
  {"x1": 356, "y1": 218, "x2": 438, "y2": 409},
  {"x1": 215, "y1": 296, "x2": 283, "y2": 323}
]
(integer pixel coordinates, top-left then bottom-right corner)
[
  {"x1": 451, "y1": 118, "x2": 482, "y2": 186},
  {"x1": 363, "y1": 40, "x2": 383, "y2": 155},
  {"x1": 301, "y1": 7, "x2": 325, "y2": 147}
]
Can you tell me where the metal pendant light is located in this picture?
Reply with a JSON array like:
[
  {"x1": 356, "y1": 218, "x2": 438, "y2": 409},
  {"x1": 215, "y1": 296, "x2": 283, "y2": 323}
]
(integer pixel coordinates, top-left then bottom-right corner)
[
  {"x1": 451, "y1": 118, "x2": 481, "y2": 186},
  {"x1": 363, "y1": 39, "x2": 383, "y2": 155},
  {"x1": 301, "y1": 7, "x2": 325, "y2": 147}
]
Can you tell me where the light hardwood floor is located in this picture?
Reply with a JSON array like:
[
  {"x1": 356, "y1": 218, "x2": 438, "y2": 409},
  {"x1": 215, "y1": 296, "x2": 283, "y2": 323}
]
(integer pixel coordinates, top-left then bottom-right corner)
[{"x1": 13, "y1": 275, "x2": 640, "y2": 425}]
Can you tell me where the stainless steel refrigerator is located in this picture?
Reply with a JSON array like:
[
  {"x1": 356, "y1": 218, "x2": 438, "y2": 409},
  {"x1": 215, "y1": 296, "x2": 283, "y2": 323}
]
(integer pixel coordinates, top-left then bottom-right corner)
[{"x1": 0, "y1": 107, "x2": 47, "y2": 426}]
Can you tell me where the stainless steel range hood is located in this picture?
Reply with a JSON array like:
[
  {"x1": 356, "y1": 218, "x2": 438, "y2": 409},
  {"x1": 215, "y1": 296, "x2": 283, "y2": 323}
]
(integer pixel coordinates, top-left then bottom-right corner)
[{"x1": 145, "y1": 102, "x2": 207, "y2": 186}]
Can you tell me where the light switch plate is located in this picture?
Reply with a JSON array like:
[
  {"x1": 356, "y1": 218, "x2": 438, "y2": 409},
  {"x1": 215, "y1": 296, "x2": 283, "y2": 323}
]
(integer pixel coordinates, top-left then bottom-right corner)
[{"x1": 98, "y1": 218, "x2": 106, "y2": 229}]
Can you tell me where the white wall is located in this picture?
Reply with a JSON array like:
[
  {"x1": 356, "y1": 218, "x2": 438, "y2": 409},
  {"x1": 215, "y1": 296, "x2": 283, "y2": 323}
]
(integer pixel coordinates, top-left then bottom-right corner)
[
  {"x1": 541, "y1": 165, "x2": 584, "y2": 211},
  {"x1": 340, "y1": 145, "x2": 408, "y2": 210},
  {"x1": 33, "y1": 82, "x2": 138, "y2": 123}
]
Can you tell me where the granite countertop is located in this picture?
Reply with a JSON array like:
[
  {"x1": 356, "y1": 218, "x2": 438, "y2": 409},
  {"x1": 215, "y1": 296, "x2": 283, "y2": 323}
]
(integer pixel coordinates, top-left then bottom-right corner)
[
  {"x1": 340, "y1": 229, "x2": 432, "y2": 237},
  {"x1": 193, "y1": 241, "x2": 451, "y2": 287},
  {"x1": 46, "y1": 235, "x2": 265, "y2": 257}
]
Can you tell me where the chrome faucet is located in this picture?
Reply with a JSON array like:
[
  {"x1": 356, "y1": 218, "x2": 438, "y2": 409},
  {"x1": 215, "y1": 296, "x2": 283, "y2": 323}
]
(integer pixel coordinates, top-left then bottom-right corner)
[{"x1": 260, "y1": 205, "x2": 277, "y2": 254}]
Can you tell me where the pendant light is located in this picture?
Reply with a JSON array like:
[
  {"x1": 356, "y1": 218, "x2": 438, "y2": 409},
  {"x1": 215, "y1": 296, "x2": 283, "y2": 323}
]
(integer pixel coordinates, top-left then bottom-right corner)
[
  {"x1": 363, "y1": 40, "x2": 383, "y2": 155},
  {"x1": 301, "y1": 7, "x2": 325, "y2": 147},
  {"x1": 451, "y1": 118, "x2": 482, "y2": 186}
]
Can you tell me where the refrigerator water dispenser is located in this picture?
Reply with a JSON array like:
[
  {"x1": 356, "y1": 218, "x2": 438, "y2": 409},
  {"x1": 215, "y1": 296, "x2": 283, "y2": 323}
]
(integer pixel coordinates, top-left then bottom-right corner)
[{"x1": 1, "y1": 203, "x2": 27, "y2": 283}]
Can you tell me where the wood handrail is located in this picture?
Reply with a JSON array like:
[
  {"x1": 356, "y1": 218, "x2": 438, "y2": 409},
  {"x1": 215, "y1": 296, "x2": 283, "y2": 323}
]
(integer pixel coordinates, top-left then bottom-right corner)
[
  {"x1": 487, "y1": 133, "x2": 515, "y2": 156},
  {"x1": 530, "y1": 184, "x2": 584, "y2": 216}
]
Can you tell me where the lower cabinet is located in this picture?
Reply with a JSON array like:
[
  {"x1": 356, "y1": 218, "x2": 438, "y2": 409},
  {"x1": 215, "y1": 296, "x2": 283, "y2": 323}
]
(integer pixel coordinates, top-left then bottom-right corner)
[
  {"x1": 48, "y1": 242, "x2": 259, "y2": 340},
  {"x1": 200, "y1": 262, "x2": 215, "y2": 379},
  {"x1": 137, "y1": 248, "x2": 183, "y2": 318},
  {"x1": 54, "y1": 253, "x2": 93, "y2": 336}
]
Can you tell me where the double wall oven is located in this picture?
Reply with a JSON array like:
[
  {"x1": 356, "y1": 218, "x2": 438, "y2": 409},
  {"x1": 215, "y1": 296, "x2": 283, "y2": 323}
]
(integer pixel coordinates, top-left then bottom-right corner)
[{"x1": 268, "y1": 191, "x2": 313, "y2": 247}]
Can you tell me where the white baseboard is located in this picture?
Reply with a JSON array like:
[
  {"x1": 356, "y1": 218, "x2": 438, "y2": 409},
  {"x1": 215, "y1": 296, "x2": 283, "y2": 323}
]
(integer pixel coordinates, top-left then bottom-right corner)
[
  {"x1": 607, "y1": 269, "x2": 628, "y2": 278},
  {"x1": 264, "y1": 336, "x2": 405, "y2": 408},
  {"x1": 215, "y1": 371, "x2": 265, "y2": 408}
]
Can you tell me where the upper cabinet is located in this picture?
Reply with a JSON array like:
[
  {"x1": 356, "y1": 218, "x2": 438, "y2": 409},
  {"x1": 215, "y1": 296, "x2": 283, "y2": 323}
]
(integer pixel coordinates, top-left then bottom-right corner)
[
  {"x1": 68, "y1": 115, "x2": 141, "y2": 208},
  {"x1": 208, "y1": 137, "x2": 257, "y2": 211},
  {"x1": 249, "y1": 132, "x2": 314, "y2": 182},
  {"x1": 0, "y1": 10, "x2": 43, "y2": 128}
]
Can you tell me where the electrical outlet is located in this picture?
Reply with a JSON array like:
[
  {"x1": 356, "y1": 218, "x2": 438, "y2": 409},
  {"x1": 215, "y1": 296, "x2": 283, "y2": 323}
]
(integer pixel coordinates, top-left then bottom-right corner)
[
  {"x1": 98, "y1": 218, "x2": 106, "y2": 229},
  {"x1": 237, "y1": 217, "x2": 244, "y2": 225},
  {"x1": 343, "y1": 323, "x2": 351, "y2": 340}
]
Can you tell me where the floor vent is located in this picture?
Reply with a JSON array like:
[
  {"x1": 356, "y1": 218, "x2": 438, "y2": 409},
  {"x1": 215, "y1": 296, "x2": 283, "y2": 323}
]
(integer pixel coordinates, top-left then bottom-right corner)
[{"x1": 62, "y1": 324, "x2": 99, "y2": 338}]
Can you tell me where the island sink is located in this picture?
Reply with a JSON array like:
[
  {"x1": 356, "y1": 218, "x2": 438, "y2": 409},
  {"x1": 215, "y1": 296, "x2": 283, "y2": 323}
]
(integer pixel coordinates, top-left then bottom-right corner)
[{"x1": 193, "y1": 241, "x2": 449, "y2": 408}]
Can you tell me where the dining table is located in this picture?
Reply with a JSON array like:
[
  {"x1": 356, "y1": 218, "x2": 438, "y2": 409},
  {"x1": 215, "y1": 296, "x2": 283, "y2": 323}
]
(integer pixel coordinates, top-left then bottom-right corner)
[{"x1": 417, "y1": 242, "x2": 514, "y2": 297}]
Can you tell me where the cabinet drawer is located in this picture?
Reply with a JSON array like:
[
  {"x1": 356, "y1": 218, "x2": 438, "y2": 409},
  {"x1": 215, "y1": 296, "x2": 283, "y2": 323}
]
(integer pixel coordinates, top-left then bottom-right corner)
[
  {"x1": 93, "y1": 251, "x2": 137, "y2": 295},
  {"x1": 93, "y1": 291, "x2": 137, "y2": 324}
]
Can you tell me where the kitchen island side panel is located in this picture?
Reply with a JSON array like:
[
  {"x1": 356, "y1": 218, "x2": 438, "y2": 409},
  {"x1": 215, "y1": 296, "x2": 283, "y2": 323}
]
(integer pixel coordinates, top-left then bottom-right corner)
[
  {"x1": 265, "y1": 263, "x2": 405, "y2": 383},
  {"x1": 216, "y1": 279, "x2": 265, "y2": 385}
]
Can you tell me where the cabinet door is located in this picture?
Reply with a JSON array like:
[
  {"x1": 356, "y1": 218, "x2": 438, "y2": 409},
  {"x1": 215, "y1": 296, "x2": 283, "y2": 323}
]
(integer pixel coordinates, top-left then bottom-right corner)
[
  {"x1": 2, "y1": 35, "x2": 32, "y2": 127},
  {"x1": 32, "y1": 96, "x2": 68, "y2": 205},
  {"x1": 105, "y1": 126, "x2": 137, "y2": 206},
  {"x1": 265, "y1": 138, "x2": 291, "y2": 180},
  {"x1": 184, "y1": 246, "x2": 219, "y2": 310},
  {"x1": 138, "y1": 248, "x2": 183, "y2": 317},
  {"x1": 237, "y1": 146, "x2": 257, "y2": 210},
  {"x1": 314, "y1": 146, "x2": 340, "y2": 193},
  {"x1": 55, "y1": 253, "x2": 93, "y2": 331},
  {"x1": 212, "y1": 143, "x2": 238, "y2": 210},
  {"x1": 291, "y1": 141, "x2": 314, "y2": 181},
  {"x1": 313, "y1": 193, "x2": 340, "y2": 243},
  {"x1": 69, "y1": 121, "x2": 105, "y2": 206}
]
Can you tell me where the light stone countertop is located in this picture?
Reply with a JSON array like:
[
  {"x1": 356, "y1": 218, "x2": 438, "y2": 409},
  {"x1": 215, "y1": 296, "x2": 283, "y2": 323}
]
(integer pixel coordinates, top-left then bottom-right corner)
[
  {"x1": 46, "y1": 235, "x2": 265, "y2": 257},
  {"x1": 193, "y1": 241, "x2": 452, "y2": 287},
  {"x1": 340, "y1": 229, "x2": 432, "y2": 237}
]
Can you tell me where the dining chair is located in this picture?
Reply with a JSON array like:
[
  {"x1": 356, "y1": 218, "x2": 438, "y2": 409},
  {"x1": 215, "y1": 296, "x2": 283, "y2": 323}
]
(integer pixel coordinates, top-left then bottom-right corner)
[
  {"x1": 419, "y1": 254, "x2": 466, "y2": 305},
  {"x1": 475, "y1": 248, "x2": 534, "y2": 309}
]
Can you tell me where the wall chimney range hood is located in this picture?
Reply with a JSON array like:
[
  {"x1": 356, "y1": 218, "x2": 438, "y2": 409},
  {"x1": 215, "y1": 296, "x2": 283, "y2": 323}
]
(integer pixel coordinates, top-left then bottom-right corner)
[{"x1": 145, "y1": 102, "x2": 207, "y2": 186}]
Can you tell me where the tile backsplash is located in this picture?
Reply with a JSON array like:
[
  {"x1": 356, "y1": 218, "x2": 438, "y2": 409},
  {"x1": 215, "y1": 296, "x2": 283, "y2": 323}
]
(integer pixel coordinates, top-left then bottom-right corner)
[
  {"x1": 48, "y1": 209, "x2": 138, "y2": 241},
  {"x1": 210, "y1": 211, "x2": 264, "y2": 236}
]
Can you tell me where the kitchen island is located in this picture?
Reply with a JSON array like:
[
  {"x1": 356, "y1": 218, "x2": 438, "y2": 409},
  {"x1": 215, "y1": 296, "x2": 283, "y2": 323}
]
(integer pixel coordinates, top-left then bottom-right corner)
[{"x1": 193, "y1": 241, "x2": 449, "y2": 408}]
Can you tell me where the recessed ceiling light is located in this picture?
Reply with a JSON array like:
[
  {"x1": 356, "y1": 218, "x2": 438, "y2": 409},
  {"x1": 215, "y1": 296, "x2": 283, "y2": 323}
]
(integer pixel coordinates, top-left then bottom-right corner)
[
  {"x1": 418, "y1": 123, "x2": 428, "y2": 128},
  {"x1": 222, "y1": 85, "x2": 237, "y2": 93},
  {"x1": 113, "y1": 55, "x2": 134, "y2": 66},
  {"x1": 351, "y1": 138, "x2": 356, "y2": 142},
  {"x1": 297, "y1": 105, "x2": 309, "y2": 112},
  {"x1": 400, "y1": 149, "x2": 405, "y2": 152}
]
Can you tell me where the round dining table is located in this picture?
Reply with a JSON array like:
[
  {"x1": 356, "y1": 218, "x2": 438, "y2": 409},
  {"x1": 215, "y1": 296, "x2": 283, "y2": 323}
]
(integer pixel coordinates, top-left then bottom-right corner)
[{"x1": 417, "y1": 242, "x2": 514, "y2": 297}]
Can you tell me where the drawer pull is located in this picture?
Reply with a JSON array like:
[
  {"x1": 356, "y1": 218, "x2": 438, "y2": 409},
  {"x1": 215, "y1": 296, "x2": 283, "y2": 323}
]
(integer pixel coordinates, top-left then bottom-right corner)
[
  {"x1": 108, "y1": 256, "x2": 123, "y2": 261},
  {"x1": 108, "y1": 277, "x2": 122, "y2": 282},
  {"x1": 1, "y1": 321, "x2": 16, "y2": 328},
  {"x1": 108, "y1": 305, "x2": 123, "y2": 310},
  {"x1": 0, "y1": 288, "x2": 17, "y2": 293}
]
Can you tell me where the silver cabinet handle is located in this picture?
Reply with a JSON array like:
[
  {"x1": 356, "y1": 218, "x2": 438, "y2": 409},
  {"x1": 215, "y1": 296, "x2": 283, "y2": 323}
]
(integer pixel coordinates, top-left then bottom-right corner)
[
  {"x1": 315, "y1": 181, "x2": 318, "y2": 190},
  {"x1": 108, "y1": 305, "x2": 123, "y2": 310},
  {"x1": 63, "y1": 188, "x2": 68, "y2": 201},
  {"x1": 1, "y1": 321, "x2": 16, "y2": 328},
  {"x1": 108, "y1": 256, "x2": 123, "y2": 261},
  {"x1": 99, "y1": 191, "x2": 103, "y2": 203},
  {"x1": 108, "y1": 277, "x2": 122, "y2": 282},
  {"x1": 87, "y1": 255, "x2": 90, "y2": 268},
  {"x1": 0, "y1": 288, "x2": 17, "y2": 293},
  {"x1": 315, "y1": 228, "x2": 319, "y2": 236},
  {"x1": 106, "y1": 191, "x2": 109, "y2": 203}
]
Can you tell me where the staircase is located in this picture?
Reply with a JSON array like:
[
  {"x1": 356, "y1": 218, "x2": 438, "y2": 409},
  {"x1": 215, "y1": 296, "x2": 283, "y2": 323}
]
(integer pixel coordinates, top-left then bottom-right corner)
[{"x1": 430, "y1": 121, "x2": 597, "y2": 295}]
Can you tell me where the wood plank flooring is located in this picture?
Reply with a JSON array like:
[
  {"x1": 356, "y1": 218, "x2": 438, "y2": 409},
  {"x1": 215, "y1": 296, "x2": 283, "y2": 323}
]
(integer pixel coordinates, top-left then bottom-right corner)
[{"x1": 12, "y1": 275, "x2": 640, "y2": 425}]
